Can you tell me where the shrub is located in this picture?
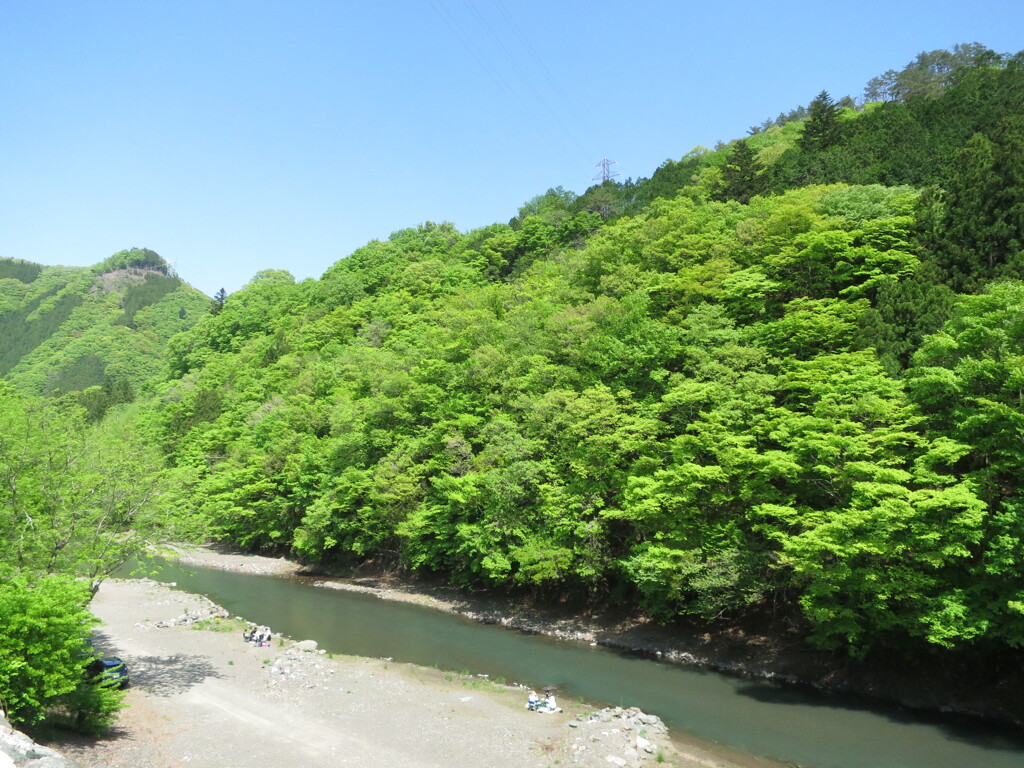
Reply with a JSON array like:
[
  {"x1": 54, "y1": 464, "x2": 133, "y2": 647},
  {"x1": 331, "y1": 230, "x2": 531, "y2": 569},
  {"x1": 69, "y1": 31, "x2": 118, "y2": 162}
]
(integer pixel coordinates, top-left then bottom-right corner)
[{"x1": 0, "y1": 575, "x2": 123, "y2": 731}]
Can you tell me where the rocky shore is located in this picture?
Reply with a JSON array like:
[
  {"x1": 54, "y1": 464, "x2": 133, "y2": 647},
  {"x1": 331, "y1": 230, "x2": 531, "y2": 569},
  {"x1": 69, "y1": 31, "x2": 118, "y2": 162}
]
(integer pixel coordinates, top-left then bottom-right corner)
[
  {"x1": 275, "y1": 561, "x2": 1021, "y2": 727},
  {"x1": 1, "y1": 714, "x2": 75, "y2": 768}
]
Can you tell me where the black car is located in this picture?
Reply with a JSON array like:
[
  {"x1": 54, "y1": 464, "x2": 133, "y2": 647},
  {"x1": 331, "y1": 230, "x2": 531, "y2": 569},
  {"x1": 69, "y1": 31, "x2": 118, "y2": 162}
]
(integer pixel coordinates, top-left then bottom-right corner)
[{"x1": 87, "y1": 656, "x2": 130, "y2": 689}]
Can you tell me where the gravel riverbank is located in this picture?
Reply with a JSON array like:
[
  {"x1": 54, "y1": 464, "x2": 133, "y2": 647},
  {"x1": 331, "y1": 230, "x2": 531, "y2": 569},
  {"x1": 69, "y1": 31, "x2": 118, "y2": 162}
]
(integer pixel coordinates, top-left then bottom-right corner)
[{"x1": 37, "y1": 570, "x2": 747, "y2": 768}]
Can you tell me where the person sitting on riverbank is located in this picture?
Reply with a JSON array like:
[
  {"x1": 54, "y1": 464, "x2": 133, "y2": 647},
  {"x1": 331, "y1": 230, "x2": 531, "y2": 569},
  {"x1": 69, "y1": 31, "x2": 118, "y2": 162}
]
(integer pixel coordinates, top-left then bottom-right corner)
[
  {"x1": 526, "y1": 691, "x2": 540, "y2": 711},
  {"x1": 249, "y1": 626, "x2": 269, "y2": 646},
  {"x1": 539, "y1": 693, "x2": 561, "y2": 713}
]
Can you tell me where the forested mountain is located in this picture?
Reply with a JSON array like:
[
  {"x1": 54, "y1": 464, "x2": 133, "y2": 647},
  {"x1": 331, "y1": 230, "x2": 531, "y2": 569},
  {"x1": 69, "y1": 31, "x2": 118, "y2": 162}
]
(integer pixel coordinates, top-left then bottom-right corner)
[
  {"x1": 4, "y1": 45, "x2": 1024, "y2": 729},
  {"x1": 0, "y1": 248, "x2": 210, "y2": 418},
  {"x1": 143, "y1": 45, "x2": 1024, "y2": 658}
]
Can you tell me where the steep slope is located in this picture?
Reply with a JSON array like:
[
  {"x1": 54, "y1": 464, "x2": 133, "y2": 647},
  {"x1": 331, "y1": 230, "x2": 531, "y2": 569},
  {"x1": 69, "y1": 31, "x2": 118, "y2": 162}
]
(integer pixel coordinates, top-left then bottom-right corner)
[{"x1": 0, "y1": 248, "x2": 211, "y2": 402}]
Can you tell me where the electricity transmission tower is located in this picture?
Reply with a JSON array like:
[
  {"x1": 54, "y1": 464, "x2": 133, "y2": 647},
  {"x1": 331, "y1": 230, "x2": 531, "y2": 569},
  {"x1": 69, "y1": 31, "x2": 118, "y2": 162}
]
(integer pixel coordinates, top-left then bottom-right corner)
[{"x1": 593, "y1": 157, "x2": 620, "y2": 183}]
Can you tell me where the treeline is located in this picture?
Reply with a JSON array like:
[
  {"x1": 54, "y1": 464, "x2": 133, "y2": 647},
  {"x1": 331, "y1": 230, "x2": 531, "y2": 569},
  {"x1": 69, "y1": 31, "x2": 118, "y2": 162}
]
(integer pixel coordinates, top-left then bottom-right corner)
[
  {"x1": 154, "y1": 172, "x2": 1024, "y2": 657},
  {"x1": 595, "y1": 44, "x2": 1024, "y2": 219}
]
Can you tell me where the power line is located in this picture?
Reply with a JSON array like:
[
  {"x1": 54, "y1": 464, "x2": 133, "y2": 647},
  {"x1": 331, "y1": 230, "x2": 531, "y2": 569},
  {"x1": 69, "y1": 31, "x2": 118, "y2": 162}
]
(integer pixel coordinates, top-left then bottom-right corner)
[
  {"x1": 474, "y1": 0, "x2": 591, "y2": 160},
  {"x1": 428, "y1": 1, "x2": 589, "y2": 172},
  {"x1": 494, "y1": 0, "x2": 575, "y2": 119}
]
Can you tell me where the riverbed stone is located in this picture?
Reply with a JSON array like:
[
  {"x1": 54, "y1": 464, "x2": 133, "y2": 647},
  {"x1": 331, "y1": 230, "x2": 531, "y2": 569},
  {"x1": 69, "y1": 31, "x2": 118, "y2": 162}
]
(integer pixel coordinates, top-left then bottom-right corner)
[
  {"x1": 1, "y1": 712, "x2": 74, "y2": 768},
  {"x1": 293, "y1": 639, "x2": 318, "y2": 652}
]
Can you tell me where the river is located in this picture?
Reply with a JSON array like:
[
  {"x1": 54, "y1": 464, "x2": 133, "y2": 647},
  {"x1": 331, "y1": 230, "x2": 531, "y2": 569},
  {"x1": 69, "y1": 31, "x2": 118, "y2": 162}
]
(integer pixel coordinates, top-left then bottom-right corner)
[{"x1": 145, "y1": 560, "x2": 1024, "y2": 768}]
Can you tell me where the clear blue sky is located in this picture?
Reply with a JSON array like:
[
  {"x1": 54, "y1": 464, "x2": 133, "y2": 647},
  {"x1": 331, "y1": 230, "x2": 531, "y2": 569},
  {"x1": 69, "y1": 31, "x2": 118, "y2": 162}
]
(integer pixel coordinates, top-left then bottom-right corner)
[{"x1": 1, "y1": 1, "x2": 1021, "y2": 298}]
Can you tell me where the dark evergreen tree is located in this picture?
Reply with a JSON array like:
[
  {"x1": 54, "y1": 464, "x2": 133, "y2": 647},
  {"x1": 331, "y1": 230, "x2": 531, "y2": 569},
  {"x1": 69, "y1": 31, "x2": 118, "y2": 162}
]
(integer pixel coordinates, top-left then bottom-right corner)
[
  {"x1": 799, "y1": 91, "x2": 844, "y2": 153},
  {"x1": 210, "y1": 287, "x2": 228, "y2": 315},
  {"x1": 854, "y1": 261, "x2": 956, "y2": 374},
  {"x1": 925, "y1": 116, "x2": 1024, "y2": 290},
  {"x1": 718, "y1": 140, "x2": 764, "y2": 204}
]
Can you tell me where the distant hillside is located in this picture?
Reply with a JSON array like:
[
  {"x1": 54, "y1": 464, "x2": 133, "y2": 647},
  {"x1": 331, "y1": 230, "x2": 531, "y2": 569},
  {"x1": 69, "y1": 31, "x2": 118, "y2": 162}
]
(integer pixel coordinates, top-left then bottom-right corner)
[{"x1": 0, "y1": 248, "x2": 210, "y2": 410}]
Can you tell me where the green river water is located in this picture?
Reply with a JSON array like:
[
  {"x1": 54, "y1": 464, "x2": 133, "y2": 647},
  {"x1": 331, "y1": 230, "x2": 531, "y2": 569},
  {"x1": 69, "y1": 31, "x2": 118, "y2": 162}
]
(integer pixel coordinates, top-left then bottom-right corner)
[{"x1": 144, "y1": 560, "x2": 1024, "y2": 768}]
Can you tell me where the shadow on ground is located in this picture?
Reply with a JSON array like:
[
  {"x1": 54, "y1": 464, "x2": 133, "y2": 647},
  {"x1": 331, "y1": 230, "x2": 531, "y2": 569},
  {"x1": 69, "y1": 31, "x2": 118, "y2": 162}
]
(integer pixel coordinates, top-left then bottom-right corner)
[
  {"x1": 29, "y1": 721, "x2": 134, "y2": 751},
  {"x1": 125, "y1": 652, "x2": 224, "y2": 696},
  {"x1": 88, "y1": 627, "x2": 224, "y2": 696}
]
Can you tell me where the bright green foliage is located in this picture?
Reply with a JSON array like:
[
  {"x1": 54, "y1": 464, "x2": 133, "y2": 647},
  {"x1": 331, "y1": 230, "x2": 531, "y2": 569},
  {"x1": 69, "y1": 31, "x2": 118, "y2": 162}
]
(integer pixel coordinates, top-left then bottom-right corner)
[
  {"x1": 143, "y1": 170, "x2": 1024, "y2": 657},
  {"x1": 753, "y1": 352, "x2": 988, "y2": 650},
  {"x1": 0, "y1": 575, "x2": 123, "y2": 727},
  {"x1": 0, "y1": 386, "x2": 190, "y2": 587},
  {"x1": 0, "y1": 252, "x2": 202, "y2": 735},
  {"x1": 909, "y1": 282, "x2": 1024, "y2": 491},
  {"x1": 905, "y1": 284, "x2": 1024, "y2": 645},
  {"x1": 5, "y1": 44, "x2": 1024, "y2": 747}
]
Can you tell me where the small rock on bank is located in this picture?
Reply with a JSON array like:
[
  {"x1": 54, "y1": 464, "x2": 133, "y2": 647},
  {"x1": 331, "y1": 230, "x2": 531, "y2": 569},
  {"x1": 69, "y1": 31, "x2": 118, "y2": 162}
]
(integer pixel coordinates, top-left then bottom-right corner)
[{"x1": 564, "y1": 706, "x2": 673, "y2": 765}]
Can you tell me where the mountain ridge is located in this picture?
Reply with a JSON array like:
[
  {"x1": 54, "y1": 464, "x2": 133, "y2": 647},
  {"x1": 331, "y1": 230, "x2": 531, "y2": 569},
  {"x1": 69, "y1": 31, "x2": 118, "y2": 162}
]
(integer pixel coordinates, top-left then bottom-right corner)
[{"x1": 0, "y1": 248, "x2": 211, "y2": 403}]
